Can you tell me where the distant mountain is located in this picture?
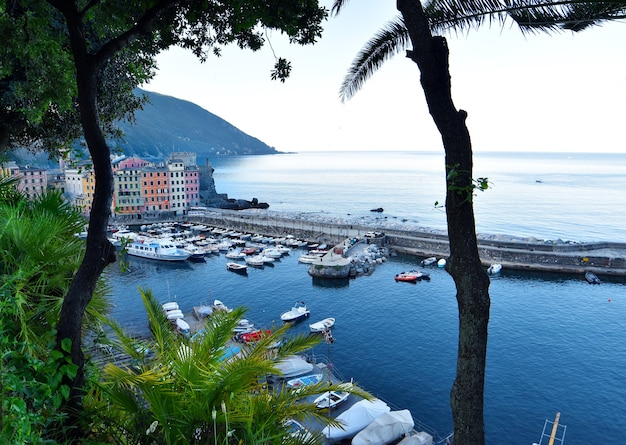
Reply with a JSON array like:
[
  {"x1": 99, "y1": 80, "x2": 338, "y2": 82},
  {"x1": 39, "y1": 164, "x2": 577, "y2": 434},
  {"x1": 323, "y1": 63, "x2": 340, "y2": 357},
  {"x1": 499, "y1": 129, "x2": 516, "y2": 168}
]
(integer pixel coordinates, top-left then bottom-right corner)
[{"x1": 112, "y1": 89, "x2": 279, "y2": 161}]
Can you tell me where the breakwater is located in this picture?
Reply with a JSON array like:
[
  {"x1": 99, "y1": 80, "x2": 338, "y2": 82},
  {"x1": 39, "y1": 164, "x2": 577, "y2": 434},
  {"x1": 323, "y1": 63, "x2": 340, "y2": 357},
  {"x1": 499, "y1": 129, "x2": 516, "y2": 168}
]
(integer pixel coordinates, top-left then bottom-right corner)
[{"x1": 118, "y1": 208, "x2": 626, "y2": 276}]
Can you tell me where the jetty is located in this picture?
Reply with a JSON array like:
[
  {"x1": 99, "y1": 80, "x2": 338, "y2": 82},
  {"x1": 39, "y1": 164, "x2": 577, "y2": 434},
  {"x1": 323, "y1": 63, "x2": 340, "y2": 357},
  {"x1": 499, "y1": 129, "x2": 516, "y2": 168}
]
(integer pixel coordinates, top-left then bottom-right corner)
[{"x1": 112, "y1": 208, "x2": 626, "y2": 276}]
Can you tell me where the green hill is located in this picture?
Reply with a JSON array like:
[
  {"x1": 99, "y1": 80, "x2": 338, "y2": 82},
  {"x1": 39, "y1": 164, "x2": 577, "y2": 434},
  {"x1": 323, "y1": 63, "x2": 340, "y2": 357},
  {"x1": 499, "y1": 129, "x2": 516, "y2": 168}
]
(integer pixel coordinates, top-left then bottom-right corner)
[{"x1": 113, "y1": 89, "x2": 279, "y2": 160}]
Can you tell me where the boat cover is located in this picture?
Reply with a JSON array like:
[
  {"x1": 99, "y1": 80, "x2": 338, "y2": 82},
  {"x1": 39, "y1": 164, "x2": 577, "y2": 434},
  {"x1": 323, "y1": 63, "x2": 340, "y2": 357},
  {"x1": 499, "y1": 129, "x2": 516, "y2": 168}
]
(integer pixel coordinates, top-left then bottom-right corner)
[
  {"x1": 275, "y1": 356, "x2": 314, "y2": 378},
  {"x1": 323, "y1": 398, "x2": 390, "y2": 442},
  {"x1": 351, "y1": 409, "x2": 414, "y2": 445},
  {"x1": 396, "y1": 431, "x2": 434, "y2": 445}
]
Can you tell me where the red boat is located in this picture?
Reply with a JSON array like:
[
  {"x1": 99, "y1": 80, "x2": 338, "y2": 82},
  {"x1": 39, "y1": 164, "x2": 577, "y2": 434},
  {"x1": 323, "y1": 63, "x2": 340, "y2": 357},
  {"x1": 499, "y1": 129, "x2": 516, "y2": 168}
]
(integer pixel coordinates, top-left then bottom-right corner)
[
  {"x1": 394, "y1": 272, "x2": 418, "y2": 283},
  {"x1": 236, "y1": 329, "x2": 272, "y2": 343}
]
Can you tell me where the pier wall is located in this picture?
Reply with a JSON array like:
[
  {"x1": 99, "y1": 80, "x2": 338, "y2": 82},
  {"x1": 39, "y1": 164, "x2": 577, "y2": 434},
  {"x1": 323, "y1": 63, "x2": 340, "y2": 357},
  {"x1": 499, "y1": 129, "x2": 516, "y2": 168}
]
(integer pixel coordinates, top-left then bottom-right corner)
[{"x1": 127, "y1": 210, "x2": 626, "y2": 276}]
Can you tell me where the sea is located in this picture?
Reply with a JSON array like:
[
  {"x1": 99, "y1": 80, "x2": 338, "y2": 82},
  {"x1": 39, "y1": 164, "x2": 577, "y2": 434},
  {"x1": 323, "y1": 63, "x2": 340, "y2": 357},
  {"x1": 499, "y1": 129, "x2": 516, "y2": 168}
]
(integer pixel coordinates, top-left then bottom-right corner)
[{"x1": 104, "y1": 151, "x2": 626, "y2": 445}]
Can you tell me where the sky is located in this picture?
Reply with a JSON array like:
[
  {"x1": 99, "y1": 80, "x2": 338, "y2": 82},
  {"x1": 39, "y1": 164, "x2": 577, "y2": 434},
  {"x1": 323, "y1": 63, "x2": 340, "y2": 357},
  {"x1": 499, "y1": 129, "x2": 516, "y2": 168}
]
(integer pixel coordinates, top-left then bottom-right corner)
[{"x1": 142, "y1": 2, "x2": 626, "y2": 154}]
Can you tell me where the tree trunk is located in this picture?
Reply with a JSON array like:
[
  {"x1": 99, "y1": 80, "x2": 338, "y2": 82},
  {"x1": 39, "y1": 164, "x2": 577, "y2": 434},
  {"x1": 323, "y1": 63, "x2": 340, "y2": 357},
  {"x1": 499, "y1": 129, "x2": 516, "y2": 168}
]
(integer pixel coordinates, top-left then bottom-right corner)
[
  {"x1": 54, "y1": 5, "x2": 117, "y2": 439},
  {"x1": 397, "y1": 1, "x2": 491, "y2": 444}
]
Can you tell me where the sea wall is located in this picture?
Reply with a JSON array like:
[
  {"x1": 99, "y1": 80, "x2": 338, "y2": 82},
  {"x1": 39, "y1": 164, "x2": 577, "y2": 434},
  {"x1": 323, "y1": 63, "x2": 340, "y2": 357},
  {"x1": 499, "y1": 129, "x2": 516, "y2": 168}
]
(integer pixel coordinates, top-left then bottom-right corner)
[{"x1": 144, "y1": 209, "x2": 626, "y2": 276}]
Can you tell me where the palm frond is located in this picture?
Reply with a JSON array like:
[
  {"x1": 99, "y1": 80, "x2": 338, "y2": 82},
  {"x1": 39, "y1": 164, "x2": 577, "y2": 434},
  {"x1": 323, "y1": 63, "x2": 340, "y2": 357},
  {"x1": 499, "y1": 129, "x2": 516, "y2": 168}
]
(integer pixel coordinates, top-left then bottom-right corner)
[
  {"x1": 331, "y1": 0, "x2": 351, "y2": 16},
  {"x1": 339, "y1": 16, "x2": 409, "y2": 102},
  {"x1": 426, "y1": 0, "x2": 626, "y2": 35}
]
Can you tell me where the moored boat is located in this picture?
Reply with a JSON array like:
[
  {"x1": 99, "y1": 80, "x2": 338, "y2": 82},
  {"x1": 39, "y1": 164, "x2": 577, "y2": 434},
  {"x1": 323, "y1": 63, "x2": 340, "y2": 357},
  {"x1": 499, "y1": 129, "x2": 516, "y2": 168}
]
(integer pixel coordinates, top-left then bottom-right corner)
[
  {"x1": 585, "y1": 270, "x2": 601, "y2": 284},
  {"x1": 309, "y1": 317, "x2": 335, "y2": 333},
  {"x1": 394, "y1": 272, "x2": 418, "y2": 283},
  {"x1": 226, "y1": 262, "x2": 248, "y2": 274},
  {"x1": 285, "y1": 373, "x2": 324, "y2": 389},
  {"x1": 487, "y1": 263, "x2": 502, "y2": 275},
  {"x1": 127, "y1": 238, "x2": 191, "y2": 262},
  {"x1": 313, "y1": 390, "x2": 350, "y2": 409},
  {"x1": 420, "y1": 257, "x2": 437, "y2": 267},
  {"x1": 280, "y1": 301, "x2": 310, "y2": 322}
]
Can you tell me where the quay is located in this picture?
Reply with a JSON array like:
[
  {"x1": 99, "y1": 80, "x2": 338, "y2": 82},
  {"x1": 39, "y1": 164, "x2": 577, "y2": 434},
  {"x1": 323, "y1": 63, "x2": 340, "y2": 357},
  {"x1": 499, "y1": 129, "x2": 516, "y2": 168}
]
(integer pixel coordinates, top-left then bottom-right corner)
[{"x1": 113, "y1": 208, "x2": 626, "y2": 276}]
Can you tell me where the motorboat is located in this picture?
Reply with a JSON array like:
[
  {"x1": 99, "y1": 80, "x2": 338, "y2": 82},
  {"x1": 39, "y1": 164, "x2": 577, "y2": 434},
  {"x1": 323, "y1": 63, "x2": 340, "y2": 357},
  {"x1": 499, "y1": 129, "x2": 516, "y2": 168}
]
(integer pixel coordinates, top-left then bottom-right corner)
[
  {"x1": 351, "y1": 409, "x2": 415, "y2": 445},
  {"x1": 285, "y1": 373, "x2": 324, "y2": 389},
  {"x1": 236, "y1": 329, "x2": 272, "y2": 344},
  {"x1": 309, "y1": 317, "x2": 335, "y2": 333},
  {"x1": 280, "y1": 301, "x2": 310, "y2": 322},
  {"x1": 225, "y1": 249, "x2": 246, "y2": 259},
  {"x1": 232, "y1": 318, "x2": 255, "y2": 333},
  {"x1": 323, "y1": 398, "x2": 391, "y2": 442},
  {"x1": 126, "y1": 238, "x2": 191, "y2": 262},
  {"x1": 212, "y1": 299, "x2": 232, "y2": 312},
  {"x1": 314, "y1": 390, "x2": 350, "y2": 409},
  {"x1": 245, "y1": 255, "x2": 265, "y2": 267},
  {"x1": 420, "y1": 257, "x2": 437, "y2": 267},
  {"x1": 298, "y1": 254, "x2": 322, "y2": 264},
  {"x1": 487, "y1": 263, "x2": 502, "y2": 275},
  {"x1": 585, "y1": 270, "x2": 601, "y2": 284},
  {"x1": 226, "y1": 262, "x2": 248, "y2": 274},
  {"x1": 274, "y1": 355, "x2": 314, "y2": 378},
  {"x1": 394, "y1": 272, "x2": 418, "y2": 283}
]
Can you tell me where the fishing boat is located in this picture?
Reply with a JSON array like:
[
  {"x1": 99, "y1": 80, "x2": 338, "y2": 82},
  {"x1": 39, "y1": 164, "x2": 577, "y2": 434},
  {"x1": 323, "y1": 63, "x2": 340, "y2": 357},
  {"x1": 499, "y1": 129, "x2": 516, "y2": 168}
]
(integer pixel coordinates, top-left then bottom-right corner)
[
  {"x1": 394, "y1": 271, "x2": 418, "y2": 283},
  {"x1": 309, "y1": 317, "x2": 335, "y2": 333},
  {"x1": 226, "y1": 262, "x2": 248, "y2": 274},
  {"x1": 280, "y1": 301, "x2": 310, "y2": 322},
  {"x1": 585, "y1": 270, "x2": 601, "y2": 284},
  {"x1": 488, "y1": 263, "x2": 503, "y2": 275},
  {"x1": 420, "y1": 257, "x2": 437, "y2": 267},
  {"x1": 313, "y1": 390, "x2": 350, "y2": 409}
]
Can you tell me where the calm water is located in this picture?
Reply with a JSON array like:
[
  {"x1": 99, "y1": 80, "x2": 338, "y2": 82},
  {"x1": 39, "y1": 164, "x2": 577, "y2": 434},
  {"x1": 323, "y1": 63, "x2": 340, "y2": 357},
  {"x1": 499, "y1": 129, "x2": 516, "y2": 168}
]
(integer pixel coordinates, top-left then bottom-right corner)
[{"x1": 105, "y1": 151, "x2": 626, "y2": 444}]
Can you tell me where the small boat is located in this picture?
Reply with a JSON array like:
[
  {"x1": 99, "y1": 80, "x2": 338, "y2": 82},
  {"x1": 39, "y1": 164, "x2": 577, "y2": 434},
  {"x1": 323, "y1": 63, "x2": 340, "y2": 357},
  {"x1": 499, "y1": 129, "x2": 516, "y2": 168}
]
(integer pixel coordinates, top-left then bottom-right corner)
[
  {"x1": 284, "y1": 419, "x2": 313, "y2": 442},
  {"x1": 162, "y1": 302, "x2": 179, "y2": 312},
  {"x1": 225, "y1": 249, "x2": 246, "y2": 259},
  {"x1": 420, "y1": 257, "x2": 437, "y2": 267},
  {"x1": 352, "y1": 410, "x2": 415, "y2": 445},
  {"x1": 437, "y1": 258, "x2": 447, "y2": 268},
  {"x1": 175, "y1": 318, "x2": 191, "y2": 337},
  {"x1": 226, "y1": 262, "x2": 248, "y2": 274},
  {"x1": 309, "y1": 317, "x2": 335, "y2": 333},
  {"x1": 394, "y1": 272, "x2": 418, "y2": 283},
  {"x1": 245, "y1": 255, "x2": 265, "y2": 267},
  {"x1": 585, "y1": 270, "x2": 601, "y2": 284},
  {"x1": 165, "y1": 309, "x2": 184, "y2": 320},
  {"x1": 487, "y1": 263, "x2": 502, "y2": 275},
  {"x1": 285, "y1": 373, "x2": 324, "y2": 389},
  {"x1": 314, "y1": 390, "x2": 350, "y2": 409},
  {"x1": 275, "y1": 355, "x2": 314, "y2": 378},
  {"x1": 233, "y1": 318, "x2": 255, "y2": 333},
  {"x1": 323, "y1": 398, "x2": 391, "y2": 442},
  {"x1": 212, "y1": 299, "x2": 232, "y2": 312},
  {"x1": 298, "y1": 254, "x2": 322, "y2": 264},
  {"x1": 280, "y1": 301, "x2": 310, "y2": 322},
  {"x1": 236, "y1": 329, "x2": 272, "y2": 344}
]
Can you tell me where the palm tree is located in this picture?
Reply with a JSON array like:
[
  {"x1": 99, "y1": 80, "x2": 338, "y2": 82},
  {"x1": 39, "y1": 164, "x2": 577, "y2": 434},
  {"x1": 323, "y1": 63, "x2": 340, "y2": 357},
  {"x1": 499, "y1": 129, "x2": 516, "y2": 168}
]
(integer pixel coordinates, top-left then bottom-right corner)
[
  {"x1": 331, "y1": 1, "x2": 626, "y2": 444},
  {"x1": 89, "y1": 288, "x2": 365, "y2": 444}
]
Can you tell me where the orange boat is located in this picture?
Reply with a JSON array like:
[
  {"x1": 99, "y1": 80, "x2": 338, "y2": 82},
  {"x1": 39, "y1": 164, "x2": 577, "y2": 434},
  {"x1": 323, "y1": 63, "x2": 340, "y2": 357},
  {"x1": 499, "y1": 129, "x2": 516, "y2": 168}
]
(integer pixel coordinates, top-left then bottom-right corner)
[{"x1": 394, "y1": 272, "x2": 418, "y2": 283}]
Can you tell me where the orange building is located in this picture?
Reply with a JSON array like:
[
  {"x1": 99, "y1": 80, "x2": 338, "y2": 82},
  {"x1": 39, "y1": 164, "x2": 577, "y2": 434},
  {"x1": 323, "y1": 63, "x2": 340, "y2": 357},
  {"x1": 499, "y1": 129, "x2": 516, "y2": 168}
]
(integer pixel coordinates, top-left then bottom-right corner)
[{"x1": 141, "y1": 165, "x2": 170, "y2": 212}]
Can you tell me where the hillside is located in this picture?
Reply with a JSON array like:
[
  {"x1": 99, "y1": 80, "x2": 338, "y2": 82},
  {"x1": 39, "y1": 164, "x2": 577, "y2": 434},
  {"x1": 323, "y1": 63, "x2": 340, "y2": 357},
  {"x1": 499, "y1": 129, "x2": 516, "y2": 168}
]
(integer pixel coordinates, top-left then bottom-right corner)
[
  {"x1": 113, "y1": 89, "x2": 279, "y2": 161},
  {"x1": 8, "y1": 89, "x2": 279, "y2": 167}
]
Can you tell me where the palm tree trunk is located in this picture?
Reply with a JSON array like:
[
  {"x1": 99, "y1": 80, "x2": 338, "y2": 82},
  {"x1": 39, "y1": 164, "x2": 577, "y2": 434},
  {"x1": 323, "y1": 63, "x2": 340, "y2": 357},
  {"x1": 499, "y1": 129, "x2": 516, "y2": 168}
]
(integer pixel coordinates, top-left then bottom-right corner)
[{"x1": 397, "y1": 1, "x2": 491, "y2": 444}]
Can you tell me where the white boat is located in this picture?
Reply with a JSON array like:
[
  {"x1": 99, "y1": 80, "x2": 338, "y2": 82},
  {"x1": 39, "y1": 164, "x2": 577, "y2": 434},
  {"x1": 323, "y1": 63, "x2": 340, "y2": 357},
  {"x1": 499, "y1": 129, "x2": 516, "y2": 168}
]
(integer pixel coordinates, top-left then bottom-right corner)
[
  {"x1": 225, "y1": 249, "x2": 246, "y2": 259},
  {"x1": 233, "y1": 318, "x2": 255, "y2": 333},
  {"x1": 437, "y1": 258, "x2": 446, "y2": 268},
  {"x1": 309, "y1": 317, "x2": 335, "y2": 333},
  {"x1": 285, "y1": 373, "x2": 324, "y2": 389},
  {"x1": 127, "y1": 238, "x2": 191, "y2": 262},
  {"x1": 226, "y1": 262, "x2": 248, "y2": 274},
  {"x1": 351, "y1": 409, "x2": 415, "y2": 445},
  {"x1": 298, "y1": 254, "x2": 321, "y2": 264},
  {"x1": 420, "y1": 257, "x2": 437, "y2": 267},
  {"x1": 323, "y1": 398, "x2": 391, "y2": 442},
  {"x1": 175, "y1": 318, "x2": 191, "y2": 337},
  {"x1": 284, "y1": 419, "x2": 314, "y2": 442},
  {"x1": 280, "y1": 301, "x2": 310, "y2": 322},
  {"x1": 274, "y1": 355, "x2": 314, "y2": 378},
  {"x1": 162, "y1": 302, "x2": 179, "y2": 312},
  {"x1": 487, "y1": 263, "x2": 502, "y2": 275},
  {"x1": 314, "y1": 390, "x2": 350, "y2": 409},
  {"x1": 212, "y1": 299, "x2": 232, "y2": 312},
  {"x1": 166, "y1": 309, "x2": 184, "y2": 320},
  {"x1": 262, "y1": 248, "x2": 283, "y2": 259},
  {"x1": 245, "y1": 255, "x2": 265, "y2": 267}
]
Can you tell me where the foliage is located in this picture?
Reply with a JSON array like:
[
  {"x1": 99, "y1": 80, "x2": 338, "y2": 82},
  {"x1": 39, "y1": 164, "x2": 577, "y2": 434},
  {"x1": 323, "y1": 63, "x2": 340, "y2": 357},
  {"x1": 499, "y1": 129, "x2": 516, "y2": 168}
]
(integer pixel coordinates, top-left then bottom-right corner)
[{"x1": 86, "y1": 289, "x2": 363, "y2": 444}]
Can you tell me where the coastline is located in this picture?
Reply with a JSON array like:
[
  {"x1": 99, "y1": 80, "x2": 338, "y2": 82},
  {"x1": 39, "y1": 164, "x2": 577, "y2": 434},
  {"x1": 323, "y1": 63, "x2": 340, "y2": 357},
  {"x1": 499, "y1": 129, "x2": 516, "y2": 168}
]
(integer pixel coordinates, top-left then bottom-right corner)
[{"x1": 115, "y1": 208, "x2": 626, "y2": 277}]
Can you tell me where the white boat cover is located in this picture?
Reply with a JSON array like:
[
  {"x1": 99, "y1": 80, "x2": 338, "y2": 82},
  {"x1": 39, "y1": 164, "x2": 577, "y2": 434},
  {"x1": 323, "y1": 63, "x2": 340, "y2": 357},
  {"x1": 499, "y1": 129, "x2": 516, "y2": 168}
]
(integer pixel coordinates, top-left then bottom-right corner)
[
  {"x1": 175, "y1": 318, "x2": 190, "y2": 334},
  {"x1": 351, "y1": 409, "x2": 414, "y2": 445},
  {"x1": 323, "y1": 398, "x2": 390, "y2": 442},
  {"x1": 275, "y1": 355, "x2": 314, "y2": 378},
  {"x1": 396, "y1": 431, "x2": 434, "y2": 445},
  {"x1": 166, "y1": 310, "x2": 184, "y2": 320},
  {"x1": 162, "y1": 302, "x2": 179, "y2": 311}
]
